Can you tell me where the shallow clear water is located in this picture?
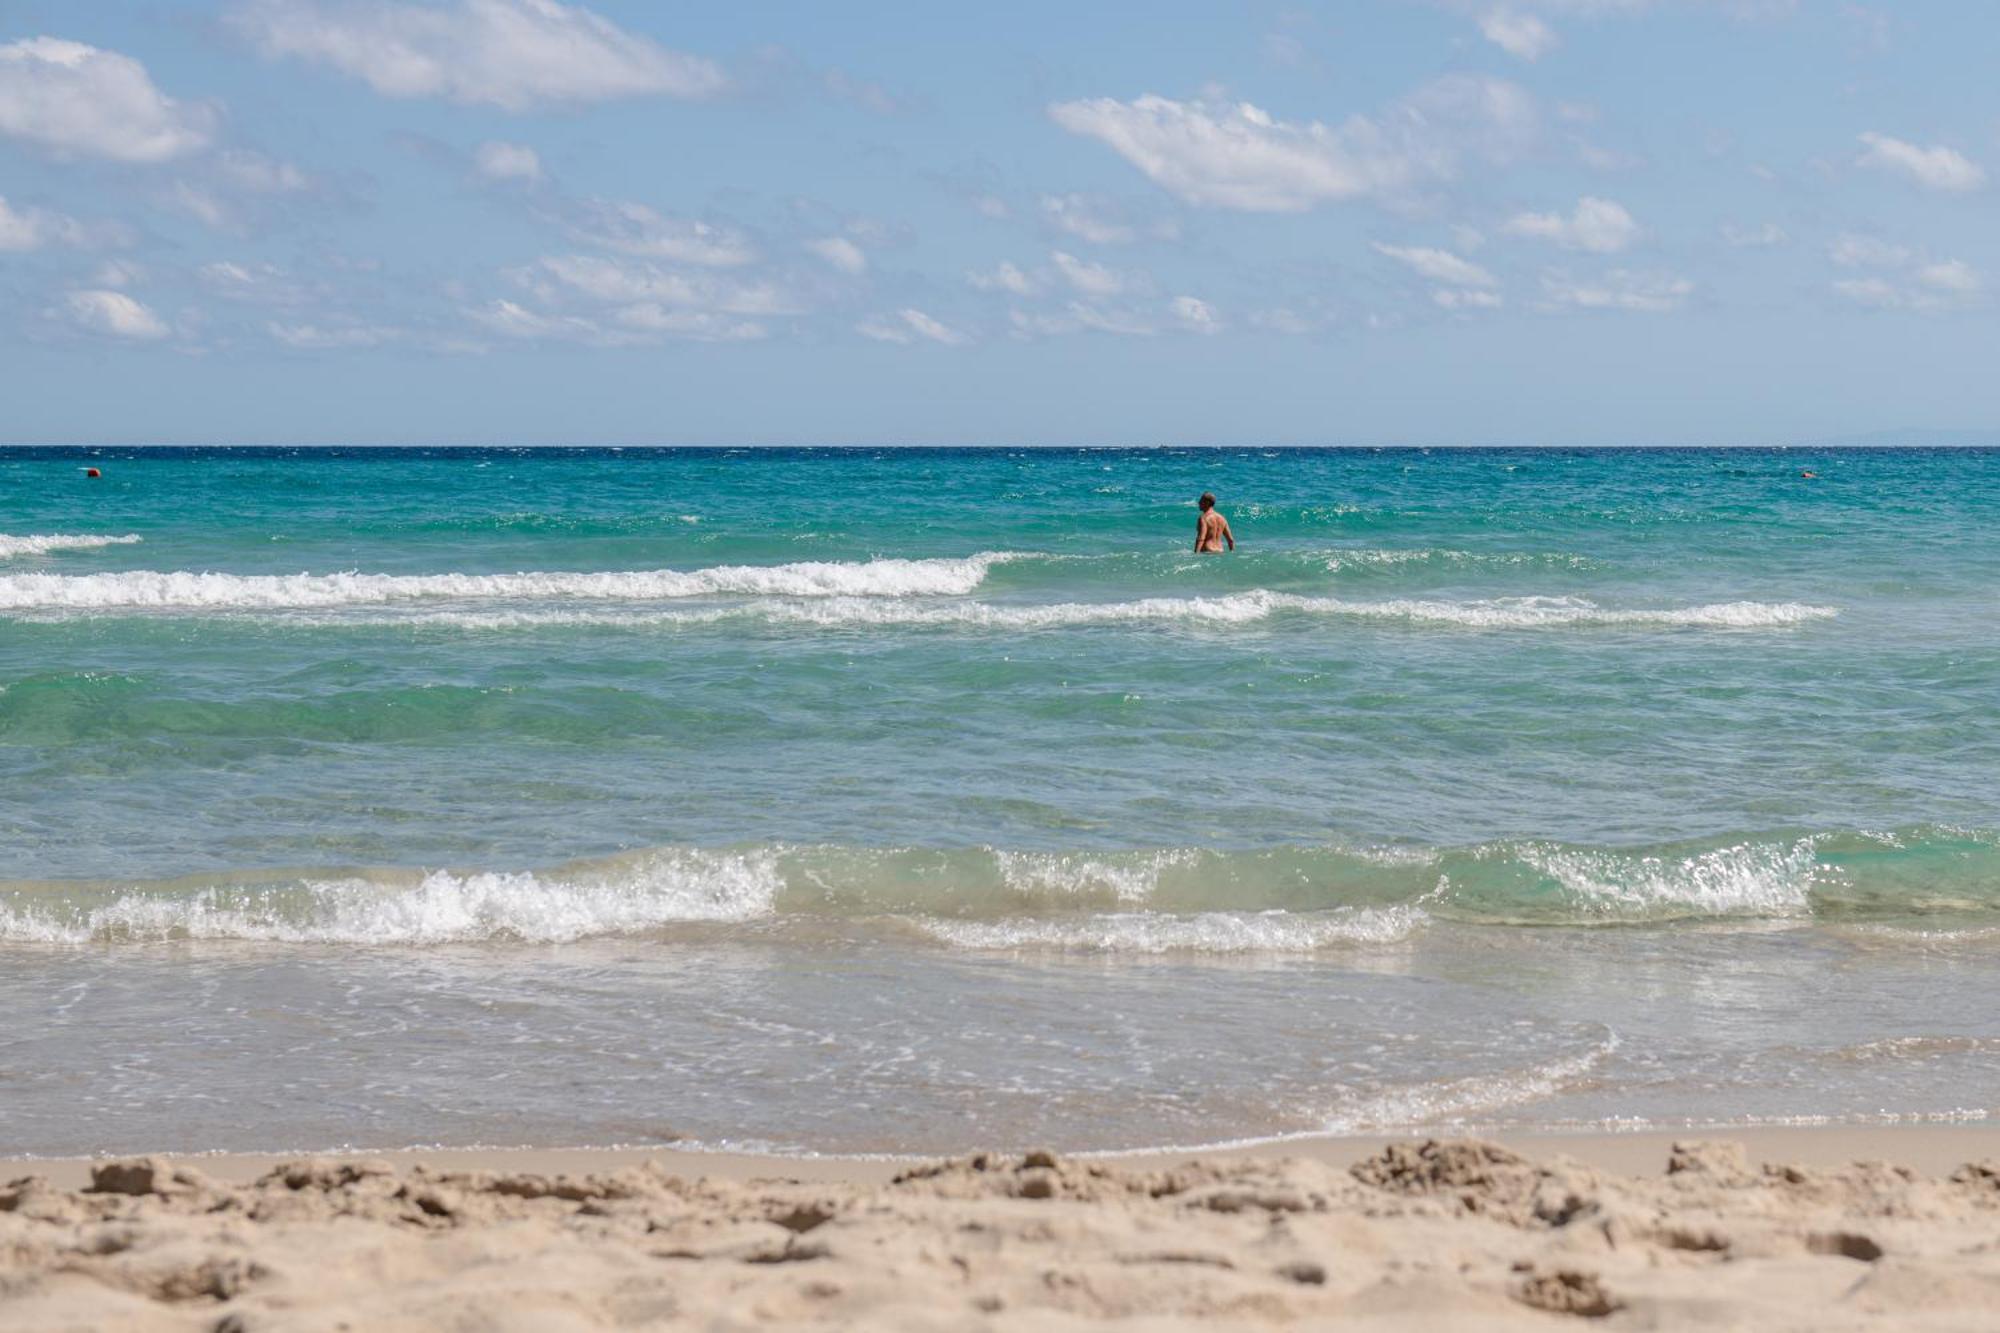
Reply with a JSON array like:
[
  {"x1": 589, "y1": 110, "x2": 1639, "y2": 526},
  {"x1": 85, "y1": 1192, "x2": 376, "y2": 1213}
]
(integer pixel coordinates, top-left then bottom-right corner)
[{"x1": 1, "y1": 446, "x2": 1996, "y2": 1155}]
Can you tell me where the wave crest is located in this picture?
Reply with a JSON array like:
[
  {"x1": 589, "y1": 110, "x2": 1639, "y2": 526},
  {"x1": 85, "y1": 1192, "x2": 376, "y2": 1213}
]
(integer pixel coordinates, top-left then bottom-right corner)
[
  {"x1": 0, "y1": 533, "x2": 142, "y2": 559},
  {"x1": 0, "y1": 553, "x2": 1014, "y2": 610},
  {"x1": 3, "y1": 827, "x2": 1993, "y2": 947},
  {"x1": 0, "y1": 849, "x2": 779, "y2": 945},
  {"x1": 213, "y1": 591, "x2": 1835, "y2": 633}
]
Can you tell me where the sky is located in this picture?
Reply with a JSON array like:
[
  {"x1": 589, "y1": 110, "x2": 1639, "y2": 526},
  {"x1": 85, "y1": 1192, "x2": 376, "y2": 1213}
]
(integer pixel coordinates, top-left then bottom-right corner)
[{"x1": 0, "y1": 0, "x2": 1996, "y2": 446}]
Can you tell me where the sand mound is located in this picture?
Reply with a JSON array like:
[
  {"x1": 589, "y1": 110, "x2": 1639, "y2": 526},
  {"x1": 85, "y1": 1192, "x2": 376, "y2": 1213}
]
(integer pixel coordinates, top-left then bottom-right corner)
[{"x1": 3, "y1": 1139, "x2": 1999, "y2": 1328}]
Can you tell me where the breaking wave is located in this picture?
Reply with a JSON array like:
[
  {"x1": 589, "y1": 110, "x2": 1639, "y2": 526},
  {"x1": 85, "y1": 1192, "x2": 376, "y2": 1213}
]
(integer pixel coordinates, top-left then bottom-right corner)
[
  {"x1": 0, "y1": 848, "x2": 781, "y2": 946},
  {"x1": 3, "y1": 827, "x2": 1992, "y2": 947},
  {"x1": 0, "y1": 553, "x2": 1015, "y2": 610},
  {"x1": 218, "y1": 592, "x2": 1834, "y2": 633},
  {"x1": 0, "y1": 533, "x2": 142, "y2": 559}
]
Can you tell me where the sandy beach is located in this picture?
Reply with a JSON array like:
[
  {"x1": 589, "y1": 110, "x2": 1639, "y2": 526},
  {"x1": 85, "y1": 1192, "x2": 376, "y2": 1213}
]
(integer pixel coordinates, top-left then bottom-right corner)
[{"x1": 6, "y1": 1127, "x2": 1998, "y2": 1330}]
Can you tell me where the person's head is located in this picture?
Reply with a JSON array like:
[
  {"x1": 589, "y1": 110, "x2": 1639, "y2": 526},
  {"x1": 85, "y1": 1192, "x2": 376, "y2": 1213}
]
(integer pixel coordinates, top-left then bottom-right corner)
[{"x1": 1198, "y1": 493, "x2": 1216, "y2": 512}]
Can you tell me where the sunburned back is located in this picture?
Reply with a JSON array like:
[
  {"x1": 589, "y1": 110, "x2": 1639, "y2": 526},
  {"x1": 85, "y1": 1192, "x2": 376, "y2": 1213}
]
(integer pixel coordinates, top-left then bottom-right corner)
[{"x1": 1196, "y1": 509, "x2": 1231, "y2": 552}]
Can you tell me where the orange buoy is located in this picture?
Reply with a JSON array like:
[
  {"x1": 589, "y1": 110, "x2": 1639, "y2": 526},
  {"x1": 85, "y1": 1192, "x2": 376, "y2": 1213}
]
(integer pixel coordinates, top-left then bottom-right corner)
[{"x1": 85, "y1": 467, "x2": 101, "y2": 478}]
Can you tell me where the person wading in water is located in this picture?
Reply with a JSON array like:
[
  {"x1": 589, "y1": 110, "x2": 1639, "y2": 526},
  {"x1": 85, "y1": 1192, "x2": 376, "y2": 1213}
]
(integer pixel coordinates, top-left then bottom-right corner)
[{"x1": 1194, "y1": 492, "x2": 1235, "y2": 552}]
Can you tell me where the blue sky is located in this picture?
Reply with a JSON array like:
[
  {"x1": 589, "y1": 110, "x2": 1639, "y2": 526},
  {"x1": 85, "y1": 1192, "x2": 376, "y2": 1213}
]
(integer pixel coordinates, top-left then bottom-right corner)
[{"x1": 0, "y1": 0, "x2": 1995, "y2": 445}]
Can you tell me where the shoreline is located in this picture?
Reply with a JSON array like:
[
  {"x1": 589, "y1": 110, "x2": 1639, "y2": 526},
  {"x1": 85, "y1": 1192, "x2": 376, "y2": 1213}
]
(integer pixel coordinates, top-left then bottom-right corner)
[{"x1": 13, "y1": 1120, "x2": 1998, "y2": 1191}]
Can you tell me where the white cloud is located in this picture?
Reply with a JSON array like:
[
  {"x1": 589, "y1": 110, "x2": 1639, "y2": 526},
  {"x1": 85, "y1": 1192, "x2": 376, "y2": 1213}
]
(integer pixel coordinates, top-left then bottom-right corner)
[
  {"x1": 562, "y1": 200, "x2": 755, "y2": 266},
  {"x1": 158, "y1": 150, "x2": 317, "y2": 233},
  {"x1": 1050, "y1": 250, "x2": 1128, "y2": 297},
  {"x1": 1011, "y1": 295, "x2": 1229, "y2": 339},
  {"x1": 470, "y1": 296, "x2": 764, "y2": 344},
  {"x1": 822, "y1": 68, "x2": 900, "y2": 116},
  {"x1": 899, "y1": 310, "x2": 965, "y2": 345},
  {"x1": 1250, "y1": 307, "x2": 1319, "y2": 335},
  {"x1": 1479, "y1": 10, "x2": 1559, "y2": 60},
  {"x1": 1917, "y1": 259, "x2": 1980, "y2": 294},
  {"x1": 231, "y1": 0, "x2": 726, "y2": 110},
  {"x1": 1010, "y1": 304, "x2": 1160, "y2": 338},
  {"x1": 1372, "y1": 243, "x2": 1497, "y2": 288},
  {"x1": 1040, "y1": 193, "x2": 1135, "y2": 244},
  {"x1": 474, "y1": 139, "x2": 542, "y2": 182},
  {"x1": 167, "y1": 182, "x2": 232, "y2": 230},
  {"x1": 1171, "y1": 295, "x2": 1222, "y2": 333},
  {"x1": 524, "y1": 254, "x2": 795, "y2": 315},
  {"x1": 93, "y1": 259, "x2": 146, "y2": 288},
  {"x1": 269, "y1": 320, "x2": 403, "y2": 348},
  {"x1": 198, "y1": 259, "x2": 316, "y2": 307},
  {"x1": 966, "y1": 262, "x2": 1038, "y2": 296},
  {"x1": 1828, "y1": 233, "x2": 1910, "y2": 268},
  {"x1": 1503, "y1": 196, "x2": 1638, "y2": 252},
  {"x1": 1048, "y1": 75, "x2": 1535, "y2": 213},
  {"x1": 1831, "y1": 276, "x2": 1900, "y2": 309},
  {"x1": 63, "y1": 289, "x2": 170, "y2": 339},
  {"x1": 214, "y1": 148, "x2": 312, "y2": 194},
  {"x1": 1855, "y1": 132, "x2": 1984, "y2": 192},
  {"x1": 1434, "y1": 288, "x2": 1502, "y2": 310},
  {"x1": 612, "y1": 305, "x2": 766, "y2": 341},
  {"x1": 471, "y1": 298, "x2": 612, "y2": 341},
  {"x1": 0, "y1": 37, "x2": 216, "y2": 162},
  {"x1": 857, "y1": 308, "x2": 966, "y2": 346},
  {"x1": 805, "y1": 236, "x2": 867, "y2": 274},
  {"x1": 1824, "y1": 232, "x2": 1982, "y2": 311},
  {"x1": 1720, "y1": 221, "x2": 1786, "y2": 248},
  {"x1": 201, "y1": 259, "x2": 275, "y2": 288},
  {"x1": 1574, "y1": 140, "x2": 1638, "y2": 172},
  {"x1": 0, "y1": 195, "x2": 110, "y2": 251},
  {"x1": 1836, "y1": 258, "x2": 1983, "y2": 312},
  {"x1": 1541, "y1": 269, "x2": 1690, "y2": 313}
]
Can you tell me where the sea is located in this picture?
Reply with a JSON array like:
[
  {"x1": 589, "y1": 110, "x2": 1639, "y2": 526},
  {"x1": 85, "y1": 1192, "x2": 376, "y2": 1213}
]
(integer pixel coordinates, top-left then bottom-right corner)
[{"x1": 2, "y1": 445, "x2": 1996, "y2": 1158}]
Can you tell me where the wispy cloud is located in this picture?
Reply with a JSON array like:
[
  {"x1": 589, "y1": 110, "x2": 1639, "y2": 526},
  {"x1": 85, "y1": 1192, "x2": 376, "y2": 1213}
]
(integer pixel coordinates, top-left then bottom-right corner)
[
  {"x1": 1540, "y1": 269, "x2": 1691, "y2": 313},
  {"x1": 474, "y1": 140, "x2": 543, "y2": 183},
  {"x1": 231, "y1": 0, "x2": 726, "y2": 109},
  {"x1": 1479, "y1": 10, "x2": 1559, "y2": 60},
  {"x1": 1049, "y1": 75, "x2": 1536, "y2": 212},
  {"x1": 1855, "y1": 132, "x2": 1984, "y2": 191},
  {"x1": 1373, "y1": 243, "x2": 1497, "y2": 288},
  {"x1": 1503, "y1": 196, "x2": 1638, "y2": 253},
  {"x1": 0, "y1": 195, "x2": 130, "y2": 251},
  {"x1": 857, "y1": 308, "x2": 967, "y2": 345},
  {"x1": 61, "y1": 289, "x2": 171, "y2": 339},
  {"x1": 806, "y1": 236, "x2": 868, "y2": 274}
]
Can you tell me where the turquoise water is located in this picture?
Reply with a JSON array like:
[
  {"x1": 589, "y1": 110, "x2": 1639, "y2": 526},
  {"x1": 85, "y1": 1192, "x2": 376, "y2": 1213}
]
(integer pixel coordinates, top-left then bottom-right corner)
[{"x1": 2, "y1": 446, "x2": 1997, "y2": 1154}]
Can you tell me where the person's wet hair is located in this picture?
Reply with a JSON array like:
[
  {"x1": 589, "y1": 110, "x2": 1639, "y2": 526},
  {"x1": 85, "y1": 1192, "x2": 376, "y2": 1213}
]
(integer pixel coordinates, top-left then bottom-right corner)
[{"x1": 1198, "y1": 493, "x2": 1215, "y2": 510}]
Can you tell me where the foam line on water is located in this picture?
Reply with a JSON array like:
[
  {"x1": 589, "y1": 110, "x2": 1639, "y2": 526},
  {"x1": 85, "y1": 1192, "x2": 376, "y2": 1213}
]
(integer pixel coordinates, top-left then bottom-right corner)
[
  {"x1": 0, "y1": 553, "x2": 1017, "y2": 609},
  {"x1": 0, "y1": 533, "x2": 142, "y2": 559},
  {"x1": 0, "y1": 849, "x2": 780, "y2": 945},
  {"x1": 915, "y1": 905, "x2": 1429, "y2": 954},
  {"x1": 3, "y1": 827, "x2": 1989, "y2": 946},
  {"x1": 173, "y1": 591, "x2": 1841, "y2": 632}
]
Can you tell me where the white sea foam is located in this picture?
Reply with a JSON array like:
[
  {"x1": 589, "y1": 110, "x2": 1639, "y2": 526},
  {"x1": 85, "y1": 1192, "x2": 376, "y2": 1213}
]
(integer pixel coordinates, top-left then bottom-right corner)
[
  {"x1": 1509, "y1": 838, "x2": 1823, "y2": 918},
  {"x1": 0, "y1": 533, "x2": 142, "y2": 559},
  {"x1": 917, "y1": 905, "x2": 1428, "y2": 954},
  {"x1": 992, "y1": 849, "x2": 1197, "y2": 904},
  {"x1": 277, "y1": 591, "x2": 1839, "y2": 633},
  {"x1": 1314, "y1": 1033, "x2": 1618, "y2": 1134},
  {"x1": 0, "y1": 553, "x2": 1014, "y2": 610},
  {"x1": 1322, "y1": 548, "x2": 1592, "y2": 572},
  {"x1": 0, "y1": 849, "x2": 780, "y2": 945}
]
